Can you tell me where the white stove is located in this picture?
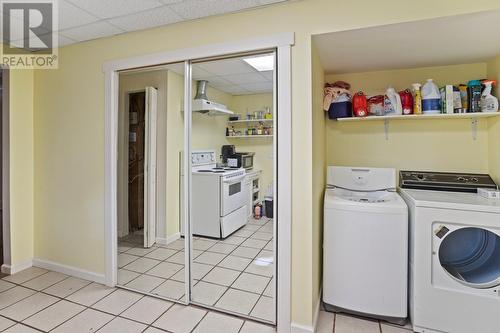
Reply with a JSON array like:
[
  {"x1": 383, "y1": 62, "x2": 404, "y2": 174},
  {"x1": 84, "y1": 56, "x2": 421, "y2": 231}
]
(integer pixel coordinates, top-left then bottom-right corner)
[{"x1": 183, "y1": 150, "x2": 248, "y2": 238}]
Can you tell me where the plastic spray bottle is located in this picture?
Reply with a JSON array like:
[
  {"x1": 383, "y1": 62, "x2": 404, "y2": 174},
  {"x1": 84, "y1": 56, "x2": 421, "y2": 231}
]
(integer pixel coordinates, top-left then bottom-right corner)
[
  {"x1": 411, "y1": 83, "x2": 422, "y2": 115},
  {"x1": 481, "y1": 80, "x2": 499, "y2": 113}
]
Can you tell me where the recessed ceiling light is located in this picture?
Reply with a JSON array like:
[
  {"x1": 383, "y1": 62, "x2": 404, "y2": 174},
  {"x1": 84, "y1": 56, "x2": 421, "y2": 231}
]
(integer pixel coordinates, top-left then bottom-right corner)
[{"x1": 243, "y1": 55, "x2": 274, "y2": 71}]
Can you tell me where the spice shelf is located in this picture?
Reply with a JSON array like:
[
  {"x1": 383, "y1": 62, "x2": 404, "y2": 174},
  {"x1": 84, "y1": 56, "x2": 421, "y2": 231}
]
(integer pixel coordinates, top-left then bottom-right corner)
[{"x1": 226, "y1": 135, "x2": 274, "y2": 138}]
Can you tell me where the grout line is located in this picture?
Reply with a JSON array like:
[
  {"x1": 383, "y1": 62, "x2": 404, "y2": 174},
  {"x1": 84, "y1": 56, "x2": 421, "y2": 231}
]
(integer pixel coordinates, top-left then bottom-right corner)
[
  {"x1": 1, "y1": 270, "x2": 273, "y2": 333},
  {"x1": 117, "y1": 218, "x2": 275, "y2": 324}
]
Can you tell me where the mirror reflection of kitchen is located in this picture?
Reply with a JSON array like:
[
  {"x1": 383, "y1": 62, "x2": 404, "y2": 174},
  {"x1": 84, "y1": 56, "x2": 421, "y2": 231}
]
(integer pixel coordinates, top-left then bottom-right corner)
[
  {"x1": 116, "y1": 62, "x2": 188, "y2": 302},
  {"x1": 190, "y1": 52, "x2": 276, "y2": 323}
]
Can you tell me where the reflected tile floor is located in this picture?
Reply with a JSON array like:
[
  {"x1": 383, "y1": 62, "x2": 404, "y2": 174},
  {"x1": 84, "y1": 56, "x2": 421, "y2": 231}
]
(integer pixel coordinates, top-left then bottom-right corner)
[
  {"x1": 0, "y1": 266, "x2": 276, "y2": 333},
  {"x1": 118, "y1": 218, "x2": 275, "y2": 323}
]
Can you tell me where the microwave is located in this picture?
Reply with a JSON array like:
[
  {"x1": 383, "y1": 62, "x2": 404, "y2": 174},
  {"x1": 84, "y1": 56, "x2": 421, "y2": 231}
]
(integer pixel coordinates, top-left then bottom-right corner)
[{"x1": 227, "y1": 152, "x2": 254, "y2": 170}]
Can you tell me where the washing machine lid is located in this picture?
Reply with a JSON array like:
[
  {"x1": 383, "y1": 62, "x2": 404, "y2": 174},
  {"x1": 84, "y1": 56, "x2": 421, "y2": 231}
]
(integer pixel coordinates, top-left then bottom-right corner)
[
  {"x1": 327, "y1": 166, "x2": 396, "y2": 191},
  {"x1": 400, "y1": 189, "x2": 500, "y2": 213},
  {"x1": 324, "y1": 188, "x2": 407, "y2": 214}
]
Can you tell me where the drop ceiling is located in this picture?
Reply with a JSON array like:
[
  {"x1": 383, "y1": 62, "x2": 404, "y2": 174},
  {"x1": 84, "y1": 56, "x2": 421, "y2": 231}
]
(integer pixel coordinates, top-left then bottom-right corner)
[
  {"x1": 2, "y1": 0, "x2": 289, "y2": 47},
  {"x1": 126, "y1": 54, "x2": 274, "y2": 95},
  {"x1": 313, "y1": 10, "x2": 500, "y2": 74}
]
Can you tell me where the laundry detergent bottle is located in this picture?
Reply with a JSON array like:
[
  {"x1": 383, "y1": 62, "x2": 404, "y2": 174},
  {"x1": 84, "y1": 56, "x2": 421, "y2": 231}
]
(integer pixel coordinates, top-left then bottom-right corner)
[
  {"x1": 384, "y1": 87, "x2": 402, "y2": 115},
  {"x1": 421, "y1": 79, "x2": 441, "y2": 114},
  {"x1": 481, "y1": 80, "x2": 499, "y2": 113}
]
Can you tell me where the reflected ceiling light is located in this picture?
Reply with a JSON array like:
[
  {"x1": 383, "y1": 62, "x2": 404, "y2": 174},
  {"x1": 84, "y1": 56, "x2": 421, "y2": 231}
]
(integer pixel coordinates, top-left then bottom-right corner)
[{"x1": 243, "y1": 55, "x2": 274, "y2": 71}]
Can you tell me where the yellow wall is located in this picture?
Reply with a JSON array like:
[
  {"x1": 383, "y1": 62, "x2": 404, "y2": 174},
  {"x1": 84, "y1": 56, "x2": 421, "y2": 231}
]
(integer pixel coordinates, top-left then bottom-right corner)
[
  {"x1": 10, "y1": 69, "x2": 34, "y2": 266},
  {"x1": 311, "y1": 42, "x2": 326, "y2": 316},
  {"x1": 29, "y1": 0, "x2": 500, "y2": 328},
  {"x1": 487, "y1": 55, "x2": 500, "y2": 184},
  {"x1": 326, "y1": 63, "x2": 490, "y2": 175},
  {"x1": 230, "y1": 93, "x2": 274, "y2": 199}
]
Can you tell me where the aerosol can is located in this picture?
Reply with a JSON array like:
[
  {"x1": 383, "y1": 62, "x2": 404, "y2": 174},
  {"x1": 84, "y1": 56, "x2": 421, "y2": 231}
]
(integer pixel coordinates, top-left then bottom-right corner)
[{"x1": 481, "y1": 80, "x2": 499, "y2": 113}]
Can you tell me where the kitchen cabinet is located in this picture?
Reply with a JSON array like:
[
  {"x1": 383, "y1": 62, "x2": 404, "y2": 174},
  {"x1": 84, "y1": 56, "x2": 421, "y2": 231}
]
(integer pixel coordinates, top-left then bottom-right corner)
[{"x1": 245, "y1": 170, "x2": 262, "y2": 218}]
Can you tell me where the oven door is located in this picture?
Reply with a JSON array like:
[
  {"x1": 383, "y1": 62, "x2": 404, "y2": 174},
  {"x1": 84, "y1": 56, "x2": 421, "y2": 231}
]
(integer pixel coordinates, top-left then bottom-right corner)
[{"x1": 221, "y1": 175, "x2": 246, "y2": 216}]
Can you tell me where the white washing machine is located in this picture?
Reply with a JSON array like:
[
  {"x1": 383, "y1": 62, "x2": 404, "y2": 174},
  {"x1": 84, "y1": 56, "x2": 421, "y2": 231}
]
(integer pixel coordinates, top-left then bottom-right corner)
[
  {"x1": 400, "y1": 171, "x2": 500, "y2": 333},
  {"x1": 323, "y1": 166, "x2": 408, "y2": 324}
]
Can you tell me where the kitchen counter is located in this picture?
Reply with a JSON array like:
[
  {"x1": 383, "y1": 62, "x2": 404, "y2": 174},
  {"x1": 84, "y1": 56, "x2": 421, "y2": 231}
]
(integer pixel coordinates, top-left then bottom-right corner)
[{"x1": 246, "y1": 169, "x2": 262, "y2": 178}]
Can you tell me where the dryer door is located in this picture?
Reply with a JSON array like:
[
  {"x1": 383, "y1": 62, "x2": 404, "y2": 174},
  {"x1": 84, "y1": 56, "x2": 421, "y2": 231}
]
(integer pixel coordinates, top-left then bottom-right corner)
[{"x1": 436, "y1": 226, "x2": 500, "y2": 289}]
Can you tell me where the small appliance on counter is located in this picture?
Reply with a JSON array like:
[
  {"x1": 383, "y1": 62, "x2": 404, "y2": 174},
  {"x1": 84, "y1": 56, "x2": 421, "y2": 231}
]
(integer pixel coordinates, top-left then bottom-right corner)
[
  {"x1": 221, "y1": 145, "x2": 254, "y2": 170},
  {"x1": 221, "y1": 145, "x2": 236, "y2": 164}
]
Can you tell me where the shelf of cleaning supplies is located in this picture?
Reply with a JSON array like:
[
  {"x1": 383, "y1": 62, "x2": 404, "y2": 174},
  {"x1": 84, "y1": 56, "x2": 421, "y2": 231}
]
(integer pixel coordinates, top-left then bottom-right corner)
[
  {"x1": 226, "y1": 135, "x2": 273, "y2": 139},
  {"x1": 335, "y1": 112, "x2": 500, "y2": 122},
  {"x1": 228, "y1": 119, "x2": 274, "y2": 124},
  {"x1": 335, "y1": 112, "x2": 500, "y2": 141}
]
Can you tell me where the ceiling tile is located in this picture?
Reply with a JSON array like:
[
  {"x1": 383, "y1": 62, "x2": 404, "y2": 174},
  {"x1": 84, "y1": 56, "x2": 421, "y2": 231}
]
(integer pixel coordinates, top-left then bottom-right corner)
[
  {"x1": 59, "y1": 0, "x2": 99, "y2": 30},
  {"x1": 60, "y1": 21, "x2": 124, "y2": 42},
  {"x1": 107, "y1": 6, "x2": 182, "y2": 31},
  {"x1": 213, "y1": 85, "x2": 249, "y2": 95},
  {"x1": 169, "y1": 0, "x2": 262, "y2": 20},
  {"x1": 260, "y1": 71, "x2": 274, "y2": 81},
  {"x1": 201, "y1": 76, "x2": 233, "y2": 86},
  {"x1": 192, "y1": 66, "x2": 212, "y2": 80},
  {"x1": 243, "y1": 82, "x2": 273, "y2": 93},
  {"x1": 223, "y1": 72, "x2": 268, "y2": 85},
  {"x1": 196, "y1": 58, "x2": 254, "y2": 76},
  {"x1": 66, "y1": 0, "x2": 163, "y2": 19}
]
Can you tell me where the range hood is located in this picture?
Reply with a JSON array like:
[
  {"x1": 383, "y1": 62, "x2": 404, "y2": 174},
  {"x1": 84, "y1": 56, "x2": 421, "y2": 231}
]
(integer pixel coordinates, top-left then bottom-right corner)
[{"x1": 192, "y1": 80, "x2": 234, "y2": 116}]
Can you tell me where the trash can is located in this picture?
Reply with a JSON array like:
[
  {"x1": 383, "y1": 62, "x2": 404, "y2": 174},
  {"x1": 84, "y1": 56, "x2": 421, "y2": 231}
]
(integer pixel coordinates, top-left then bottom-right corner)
[{"x1": 264, "y1": 196, "x2": 274, "y2": 218}]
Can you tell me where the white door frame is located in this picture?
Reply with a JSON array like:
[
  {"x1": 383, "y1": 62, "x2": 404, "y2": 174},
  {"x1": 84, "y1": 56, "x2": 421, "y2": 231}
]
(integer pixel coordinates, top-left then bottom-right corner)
[
  {"x1": 1, "y1": 67, "x2": 11, "y2": 274},
  {"x1": 144, "y1": 86, "x2": 158, "y2": 248},
  {"x1": 103, "y1": 32, "x2": 294, "y2": 333}
]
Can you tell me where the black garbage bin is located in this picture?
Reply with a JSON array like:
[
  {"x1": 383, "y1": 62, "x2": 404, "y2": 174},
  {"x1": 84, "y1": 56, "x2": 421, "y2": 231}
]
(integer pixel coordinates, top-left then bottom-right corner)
[{"x1": 264, "y1": 196, "x2": 273, "y2": 218}]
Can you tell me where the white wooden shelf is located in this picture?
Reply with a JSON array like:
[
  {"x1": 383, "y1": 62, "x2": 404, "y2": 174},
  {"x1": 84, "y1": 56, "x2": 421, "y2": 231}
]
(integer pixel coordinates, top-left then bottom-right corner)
[
  {"x1": 228, "y1": 118, "x2": 273, "y2": 124},
  {"x1": 335, "y1": 112, "x2": 500, "y2": 122},
  {"x1": 334, "y1": 112, "x2": 500, "y2": 141},
  {"x1": 226, "y1": 135, "x2": 273, "y2": 138}
]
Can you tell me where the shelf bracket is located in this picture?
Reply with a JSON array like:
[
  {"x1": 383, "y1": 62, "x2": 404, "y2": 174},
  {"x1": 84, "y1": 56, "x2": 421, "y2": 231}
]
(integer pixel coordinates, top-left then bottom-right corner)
[
  {"x1": 384, "y1": 119, "x2": 389, "y2": 140},
  {"x1": 471, "y1": 118, "x2": 478, "y2": 141}
]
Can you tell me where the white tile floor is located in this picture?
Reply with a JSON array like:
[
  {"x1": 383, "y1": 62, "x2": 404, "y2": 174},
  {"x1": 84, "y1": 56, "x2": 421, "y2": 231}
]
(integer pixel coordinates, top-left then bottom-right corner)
[
  {"x1": 0, "y1": 267, "x2": 275, "y2": 333},
  {"x1": 0, "y1": 267, "x2": 417, "y2": 332},
  {"x1": 118, "y1": 217, "x2": 275, "y2": 323},
  {"x1": 316, "y1": 311, "x2": 414, "y2": 333}
]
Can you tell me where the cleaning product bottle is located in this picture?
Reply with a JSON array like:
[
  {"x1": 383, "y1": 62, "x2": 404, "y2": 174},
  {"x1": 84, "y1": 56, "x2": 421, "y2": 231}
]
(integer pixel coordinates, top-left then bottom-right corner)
[
  {"x1": 352, "y1": 91, "x2": 368, "y2": 117},
  {"x1": 384, "y1": 87, "x2": 402, "y2": 115},
  {"x1": 458, "y1": 84, "x2": 468, "y2": 112},
  {"x1": 412, "y1": 83, "x2": 422, "y2": 114},
  {"x1": 421, "y1": 79, "x2": 441, "y2": 114},
  {"x1": 481, "y1": 80, "x2": 499, "y2": 113},
  {"x1": 399, "y1": 89, "x2": 413, "y2": 115},
  {"x1": 468, "y1": 80, "x2": 482, "y2": 113}
]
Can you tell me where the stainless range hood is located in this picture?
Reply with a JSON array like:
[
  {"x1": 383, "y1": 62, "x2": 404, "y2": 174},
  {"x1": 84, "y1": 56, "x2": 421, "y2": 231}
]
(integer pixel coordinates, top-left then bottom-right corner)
[{"x1": 192, "y1": 80, "x2": 234, "y2": 116}]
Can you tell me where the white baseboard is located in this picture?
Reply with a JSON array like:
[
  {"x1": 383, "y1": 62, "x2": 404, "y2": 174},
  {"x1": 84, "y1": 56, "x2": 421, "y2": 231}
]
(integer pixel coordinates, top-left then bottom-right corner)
[
  {"x1": 32, "y1": 258, "x2": 105, "y2": 284},
  {"x1": 1, "y1": 258, "x2": 33, "y2": 274},
  {"x1": 312, "y1": 290, "x2": 322, "y2": 332},
  {"x1": 291, "y1": 291, "x2": 322, "y2": 333},
  {"x1": 156, "y1": 232, "x2": 180, "y2": 246},
  {"x1": 291, "y1": 322, "x2": 314, "y2": 333}
]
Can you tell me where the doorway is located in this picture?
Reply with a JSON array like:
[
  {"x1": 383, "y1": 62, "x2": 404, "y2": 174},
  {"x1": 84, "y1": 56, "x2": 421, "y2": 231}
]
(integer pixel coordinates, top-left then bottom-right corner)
[{"x1": 104, "y1": 33, "x2": 293, "y2": 332}]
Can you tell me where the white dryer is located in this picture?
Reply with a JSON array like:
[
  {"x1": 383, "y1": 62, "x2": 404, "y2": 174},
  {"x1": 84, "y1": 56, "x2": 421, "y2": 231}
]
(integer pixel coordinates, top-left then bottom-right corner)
[
  {"x1": 323, "y1": 167, "x2": 408, "y2": 324},
  {"x1": 400, "y1": 171, "x2": 500, "y2": 333}
]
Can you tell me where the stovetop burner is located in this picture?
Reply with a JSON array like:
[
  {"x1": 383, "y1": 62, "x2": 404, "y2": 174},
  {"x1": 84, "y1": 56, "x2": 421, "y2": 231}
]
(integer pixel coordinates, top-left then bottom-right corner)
[{"x1": 400, "y1": 171, "x2": 498, "y2": 193}]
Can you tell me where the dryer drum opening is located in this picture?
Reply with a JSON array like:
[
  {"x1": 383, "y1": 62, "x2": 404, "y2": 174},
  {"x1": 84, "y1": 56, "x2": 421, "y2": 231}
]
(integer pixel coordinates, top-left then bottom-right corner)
[{"x1": 438, "y1": 227, "x2": 500, "y2": 288}]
